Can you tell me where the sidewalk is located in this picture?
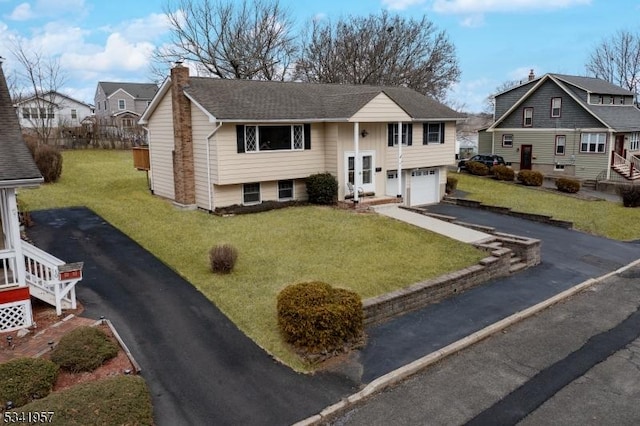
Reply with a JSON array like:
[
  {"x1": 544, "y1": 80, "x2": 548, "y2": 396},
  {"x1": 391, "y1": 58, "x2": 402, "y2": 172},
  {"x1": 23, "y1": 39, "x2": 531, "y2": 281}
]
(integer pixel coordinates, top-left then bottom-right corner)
[
  {"x1": 371, "y1": 204, "x2": 491, "y2": 243},
  {"x1": 0, "y1": 314, "x2": 96, "y2": 363}
]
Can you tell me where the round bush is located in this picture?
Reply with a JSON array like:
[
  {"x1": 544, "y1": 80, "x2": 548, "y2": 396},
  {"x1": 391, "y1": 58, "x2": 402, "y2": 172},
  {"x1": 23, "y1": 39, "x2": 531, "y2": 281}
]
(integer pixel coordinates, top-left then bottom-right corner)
[
  {"x1": 555, "y1": 177, "x2": 580, "y2": 193},
  {"x1": 618, "y1": 184, "x2": 640, "y2": 207},
  {"x1": 446, "y1": 176, "x2": 458, "y2": 194},
  {"x1": 0, "y1": 358, "x2": 59, "y2": 407},
  {"x1": 465, "y1": 161, "x2": 489, "y2": 176},
  {"x1": 50, "y1": 326, "x2": 118, "y2": 373},
  {"x1": 517, "y1": 170, "x2": 543, "y2": 186},
  {"x1": 491, "y1": 165, "x2": 515, "y2": 181},
  {"x1": 34, "y1": 144, "x2": 63, "y2": 183},
  {"x1": 277, "y1": 281, "x2": 363, "y2": 355},
  {"x1": 209, "y1": 244, "x2": 238, "y2": 274},
  {"x1": 305, "y1": 173, "x2": 338, "y2": 205}
]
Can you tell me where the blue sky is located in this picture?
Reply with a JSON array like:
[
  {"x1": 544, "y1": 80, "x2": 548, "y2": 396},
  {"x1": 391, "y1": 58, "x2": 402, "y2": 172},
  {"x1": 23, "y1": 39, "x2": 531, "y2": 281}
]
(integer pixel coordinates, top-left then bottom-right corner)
[{"x1": 1, "y1": 0, "x2": 639, "y2": 112}]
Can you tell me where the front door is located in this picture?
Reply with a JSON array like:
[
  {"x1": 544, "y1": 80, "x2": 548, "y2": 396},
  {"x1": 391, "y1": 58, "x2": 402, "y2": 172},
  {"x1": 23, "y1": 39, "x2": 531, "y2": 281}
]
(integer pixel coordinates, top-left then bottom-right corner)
[
  {"x1": 345, "y1": 152, "x2": 375, "y2": 194},
  {"x1": 520, "y1": 145, "x2": 533, "y2": 170},
  {"x1": 615, "y1": 135, "x2": 625, "y2": 157}
]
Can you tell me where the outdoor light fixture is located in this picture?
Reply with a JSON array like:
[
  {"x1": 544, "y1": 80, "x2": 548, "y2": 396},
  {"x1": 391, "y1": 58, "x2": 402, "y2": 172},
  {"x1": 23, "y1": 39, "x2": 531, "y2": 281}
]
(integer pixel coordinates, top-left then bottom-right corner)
[
  {"x1": 124, "y1": 369, "x2": 132, "y2": 375},
  {"x1": 48, "y1": 340, "x2": 54, "y2": 351},
  {"x1": 361, "y1": 129, "x2": 368, "y2": 138},
  {"x1": 6, "y1": 401, "x2": 14, "y2": 410},
  {"x1": 6, "y1": 336, "x2": 12, "y2": 348}
]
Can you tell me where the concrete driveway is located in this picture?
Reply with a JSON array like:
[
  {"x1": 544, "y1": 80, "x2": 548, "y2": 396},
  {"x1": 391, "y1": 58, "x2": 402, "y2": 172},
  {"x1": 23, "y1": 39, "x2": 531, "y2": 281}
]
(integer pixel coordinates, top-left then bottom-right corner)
[{"x1": 27, "y1": 208, "x2": 357, "y2": 426}]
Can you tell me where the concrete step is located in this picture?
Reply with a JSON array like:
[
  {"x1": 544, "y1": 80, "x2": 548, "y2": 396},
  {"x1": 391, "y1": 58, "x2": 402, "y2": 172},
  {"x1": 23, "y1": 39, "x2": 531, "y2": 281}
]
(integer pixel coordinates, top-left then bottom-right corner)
[
  {"x1": 510, "y1": 256, "x2": 522, "y2": 265},
  {"x1": 509, "y1": 262, "x2": 528, "y2": 274}
]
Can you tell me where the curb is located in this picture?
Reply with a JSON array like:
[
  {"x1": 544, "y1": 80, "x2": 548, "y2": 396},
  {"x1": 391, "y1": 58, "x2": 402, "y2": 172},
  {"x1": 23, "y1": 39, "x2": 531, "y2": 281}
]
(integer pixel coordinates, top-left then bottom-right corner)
[
  {"x1": 96, "y1": 318, "x2": 142, "y2": 374},
  {"x1": 294, "y1": 257, "x2": 640, "y2": 426}
]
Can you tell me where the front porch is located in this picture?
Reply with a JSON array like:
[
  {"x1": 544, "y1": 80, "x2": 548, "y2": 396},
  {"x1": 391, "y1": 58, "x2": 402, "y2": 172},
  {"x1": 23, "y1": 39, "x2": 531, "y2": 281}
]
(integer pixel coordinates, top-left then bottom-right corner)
[{"x1": 338, "y1": 194, "x2": 403, "y2": 211}]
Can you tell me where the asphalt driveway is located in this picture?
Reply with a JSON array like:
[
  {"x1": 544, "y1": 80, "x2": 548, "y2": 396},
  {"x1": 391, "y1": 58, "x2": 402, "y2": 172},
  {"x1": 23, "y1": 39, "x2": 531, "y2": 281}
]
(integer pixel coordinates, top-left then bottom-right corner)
[{"x1": 27, "y1": 207, "x2": 356, "y2": 426}]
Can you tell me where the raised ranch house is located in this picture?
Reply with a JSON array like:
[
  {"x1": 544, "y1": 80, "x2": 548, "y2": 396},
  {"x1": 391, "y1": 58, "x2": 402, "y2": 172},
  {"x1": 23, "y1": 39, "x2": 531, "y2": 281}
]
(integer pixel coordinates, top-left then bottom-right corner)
[
  {"x1": 0, "y1": 59, "x2": 82, "y2": 331},
  {"x1": 139, "y1": 65, "x2": 463, "y2": 210},
  {"x1": 14, "y1": 91, "x2": 94, "y2": 129},
  {"x1": 479, "y1": 72, "x2": 640, "y2": 181}
]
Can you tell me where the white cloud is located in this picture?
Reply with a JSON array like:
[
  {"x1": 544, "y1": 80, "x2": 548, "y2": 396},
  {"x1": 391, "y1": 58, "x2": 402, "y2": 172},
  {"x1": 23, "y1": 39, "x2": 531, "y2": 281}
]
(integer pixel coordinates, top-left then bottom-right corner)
[
  {"x1": 507, "y1": 66, "x2": 538, "y2": 82},
  {"x1": 9, "y1": 3, "x2": 34, "y2": 21},
  {"x1": 433, "y1": 0, "x2": 591, "y2": 14},
  {"x1": 100, "y1": 13, "x2": 170, "y2": 43},
  {"x1": 382, "y1": 0, "x2": 427, "y2": 10},
  {"x1": 460, "y1": 14, "x2": 484, "y2": 27}
]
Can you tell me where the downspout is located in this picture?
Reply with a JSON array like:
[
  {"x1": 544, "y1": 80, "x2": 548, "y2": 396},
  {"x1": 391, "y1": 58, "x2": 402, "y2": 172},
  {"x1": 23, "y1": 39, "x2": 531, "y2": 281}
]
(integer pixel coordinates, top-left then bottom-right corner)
[
  {"x1": 397, "y1": 121, "x2": 403, "y2": 198},
  {"x1": 142, "y1": 126, "x2": 152, "y2": 193},
  {"x1": 206, "y1": 122, "x2": 223, "y2": 212},
  {"x1": 354, "y1": 122, "x2": 360, "y2": 203}
]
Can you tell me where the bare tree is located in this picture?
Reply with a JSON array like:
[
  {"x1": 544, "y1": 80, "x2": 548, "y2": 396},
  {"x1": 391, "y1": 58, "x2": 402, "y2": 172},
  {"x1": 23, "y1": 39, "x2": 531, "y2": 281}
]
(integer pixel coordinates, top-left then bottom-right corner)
[
  {"x1": 154, "y1": 0, "x2": 297, "y2": 80},
  {"x1": 295, "y1": 11, "x2": 460, "y2": 101},
  {"x1": 9, "y1": 40, "x2": 68, "y2": 145},
  {"x1": 586, "y1": 30, "x2": 640, "y2": 97},
  {"x1": 484, "y1": 79, "x2": 522, "y2": 113}
]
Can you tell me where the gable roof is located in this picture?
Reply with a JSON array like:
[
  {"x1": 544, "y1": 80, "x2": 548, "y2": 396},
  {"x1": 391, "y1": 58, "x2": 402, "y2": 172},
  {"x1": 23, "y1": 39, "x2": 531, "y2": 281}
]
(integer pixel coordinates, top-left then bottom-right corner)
[
  {"x1": 0, "y1": 61, "x2": 43, "y2": 186},
  {"x1": 14, "y1": 91, "x2": 93, "y2": 109},
  {"x1": 98, "y1": 82, "x2": 158, "y2": 100},
  {"x1": 490, "y1": 73, "x2": 640, "y2": 132},
  {"x1": 142, "y1": 77, "x2": 463, "y2": 124}
]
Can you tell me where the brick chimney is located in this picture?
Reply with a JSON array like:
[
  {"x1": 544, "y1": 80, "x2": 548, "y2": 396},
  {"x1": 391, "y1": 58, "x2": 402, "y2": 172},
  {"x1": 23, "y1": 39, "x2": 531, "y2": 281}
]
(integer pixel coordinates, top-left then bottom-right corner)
[
  {"x1": 528, "y1": 69, "x2": 535, "y2": 81},
  {"x1": 171, "y1": 63, "x2": 196, "y2": 207}
]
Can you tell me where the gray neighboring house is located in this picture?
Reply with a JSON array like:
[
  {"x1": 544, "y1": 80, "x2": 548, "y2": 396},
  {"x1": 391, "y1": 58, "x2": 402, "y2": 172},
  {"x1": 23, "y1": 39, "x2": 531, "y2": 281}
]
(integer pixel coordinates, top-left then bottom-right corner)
[
  {"x1": 480, "y1": 72, "x2": 640, "y2": 180},
  {"x1": 94, "y1": 81, "x2": 158, "y2": 131}
]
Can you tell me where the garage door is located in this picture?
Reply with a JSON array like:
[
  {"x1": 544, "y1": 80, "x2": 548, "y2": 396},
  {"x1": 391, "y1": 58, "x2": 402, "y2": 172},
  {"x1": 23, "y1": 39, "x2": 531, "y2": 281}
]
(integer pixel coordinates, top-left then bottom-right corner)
[{"x1": 410, "y1": 168, "x2": 439, "y2": 206}]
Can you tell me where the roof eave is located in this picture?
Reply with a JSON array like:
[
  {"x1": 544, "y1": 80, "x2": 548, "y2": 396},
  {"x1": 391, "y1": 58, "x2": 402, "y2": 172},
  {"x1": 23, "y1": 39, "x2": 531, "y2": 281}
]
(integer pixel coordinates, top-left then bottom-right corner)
[{"x1": 0, "y1": 177, "x2": 44, "y2": 189}]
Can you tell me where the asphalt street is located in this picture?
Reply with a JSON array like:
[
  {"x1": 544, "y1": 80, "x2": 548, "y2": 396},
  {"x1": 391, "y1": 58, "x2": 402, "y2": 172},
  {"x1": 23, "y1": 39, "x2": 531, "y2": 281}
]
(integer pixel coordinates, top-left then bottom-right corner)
[
  {"x1": 330, "y1": 262, "x2": 640, "y2": 426},
  {"x1": 27, "y1": 207, "x2": 357, "y2": 426}
]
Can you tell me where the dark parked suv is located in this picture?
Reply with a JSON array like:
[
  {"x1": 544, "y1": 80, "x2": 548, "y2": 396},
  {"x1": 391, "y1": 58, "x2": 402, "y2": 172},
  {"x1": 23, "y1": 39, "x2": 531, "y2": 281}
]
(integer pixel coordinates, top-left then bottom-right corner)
[{"x1": 458, "y1": 154, "x2": 506, "y2": 171}]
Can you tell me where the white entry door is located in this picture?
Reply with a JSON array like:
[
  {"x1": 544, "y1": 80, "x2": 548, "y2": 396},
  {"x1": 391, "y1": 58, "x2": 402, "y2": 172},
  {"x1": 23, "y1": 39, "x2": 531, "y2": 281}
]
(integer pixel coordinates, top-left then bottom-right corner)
[{"x1": 345, "y1": 152, "x2": 375, "y2": 194}]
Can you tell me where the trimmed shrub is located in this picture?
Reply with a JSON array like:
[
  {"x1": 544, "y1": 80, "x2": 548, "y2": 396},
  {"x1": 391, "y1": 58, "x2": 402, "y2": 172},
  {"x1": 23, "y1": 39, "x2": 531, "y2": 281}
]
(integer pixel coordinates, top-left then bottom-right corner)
[
  {"x1": 465, "y1": 161, "x2": 489, "y2": 176},
  {"x1": 277, "y1": 281, "x2": 364, "y2": 355},
  {"x1": 34, "y1": 144, "x2": 63, "y2": 183},
  {"x1": 305, "y1": 173, "x2": 338, "y2": 205},
  {"x1": 517, "y1": 170, "x2": 544, "y2": 186},
  {"x1": 491, "y1": 165, "x2": 515, "y2": 181},
  {"x1": 50, "y1": 326, "x2": 118, "y2": 373},
  {"x1": 556, "y1": 178, "x2": 581, "y2": 193},
  {"x1": 618, "y1": 184, "x2": 640, "y2": 207},
  {"x1": 0, "y1": 358, "x2": 59, "y2": 407},
  {"x1": 446, "y1": 176, "x2": 458, "y2": 194},
  {"x1": 209, "y1": 244, "x2": 238, "y2": 273},
  {"x1": 214, "y1": 200, "x2": 304, "y2": 215}
]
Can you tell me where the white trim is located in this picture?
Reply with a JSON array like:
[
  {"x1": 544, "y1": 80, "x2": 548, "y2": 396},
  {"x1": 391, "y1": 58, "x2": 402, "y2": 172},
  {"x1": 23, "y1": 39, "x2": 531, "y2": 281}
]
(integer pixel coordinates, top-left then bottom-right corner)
[
  {"x1": 242, "y1": 182, "x2": 261, "y2": 205},
  {"x1": 277, "y1": 179, "x2": 295, "y2": 201},
  {"x1": 345, "y1": 150, "x2": 375, "y2": 195}
]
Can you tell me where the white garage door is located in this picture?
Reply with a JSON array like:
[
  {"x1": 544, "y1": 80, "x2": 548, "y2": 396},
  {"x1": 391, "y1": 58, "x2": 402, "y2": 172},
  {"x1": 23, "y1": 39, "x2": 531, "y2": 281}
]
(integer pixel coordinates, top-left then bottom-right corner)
[{"x1": 410, "y1": 168, "x2": 439, "y2": 206}]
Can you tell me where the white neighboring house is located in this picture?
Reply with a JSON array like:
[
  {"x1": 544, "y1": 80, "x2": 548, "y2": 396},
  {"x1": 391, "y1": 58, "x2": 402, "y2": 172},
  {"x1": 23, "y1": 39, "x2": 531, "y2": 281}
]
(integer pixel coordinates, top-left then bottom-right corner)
[{"x1": 14, "y1": 91, "x2": 94, "y2": 129}]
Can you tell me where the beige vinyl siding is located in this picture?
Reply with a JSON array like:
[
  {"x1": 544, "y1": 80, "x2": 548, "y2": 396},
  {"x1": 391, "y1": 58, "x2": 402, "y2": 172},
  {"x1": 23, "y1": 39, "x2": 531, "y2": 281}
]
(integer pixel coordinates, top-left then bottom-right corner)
[
  {"x1": 398, "y1": 122, "x2": 456, "y2": 169},
  {"x1": 212, "y1": 179, "x2": 308, "y2": 209},
  {"x1": 214, "y1": 124, "x2": 327, "y2": 185},
  {"x1": 147, "y1": 90, "x2": 175, "y2": 200},
  {"x1": 324, "y1": 123, "x2": 339, "y2": 176},
  {"x1": 349, "y1": 93, "x2": 411, "y2": 122},
  {"x1": 191, "y1": 107, "x2": 213, "y2": 209}
]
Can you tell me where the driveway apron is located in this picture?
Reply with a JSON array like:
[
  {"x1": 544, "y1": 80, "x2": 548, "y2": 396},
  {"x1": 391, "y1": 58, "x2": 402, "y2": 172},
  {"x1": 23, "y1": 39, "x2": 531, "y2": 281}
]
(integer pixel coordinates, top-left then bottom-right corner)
[
  {"x1": 27, "y1": 207, "x2": 357, "y2": 426},
  {"x1": 359, "y1": 203, "x2": 640, "y2": 382}
]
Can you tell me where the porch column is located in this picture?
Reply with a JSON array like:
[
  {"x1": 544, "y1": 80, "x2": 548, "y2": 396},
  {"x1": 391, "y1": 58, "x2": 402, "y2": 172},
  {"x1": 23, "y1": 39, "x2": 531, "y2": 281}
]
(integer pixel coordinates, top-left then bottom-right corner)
[
  {"x1": 397, "y1": 121, "x2": 403, "y2": 198},
  {"x1": 4, "y1": 189, "x2": 26, "y2": 286},
  {"x1": 353, "y1": 122, "x2": 360, "y2": 203},
  {"x1": 606, "y1": 130, "x2": 614, "y2": 180}
]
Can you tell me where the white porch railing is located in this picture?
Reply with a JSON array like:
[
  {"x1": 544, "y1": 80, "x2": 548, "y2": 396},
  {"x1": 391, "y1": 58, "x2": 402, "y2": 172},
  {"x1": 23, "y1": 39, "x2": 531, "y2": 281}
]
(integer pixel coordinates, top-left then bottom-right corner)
[
  {"x1": 0, "y1": 249, "x2": 19, "y2": 287},
  {"x1": 22, "y1": 241, "x2": 82, "y2": 316}
]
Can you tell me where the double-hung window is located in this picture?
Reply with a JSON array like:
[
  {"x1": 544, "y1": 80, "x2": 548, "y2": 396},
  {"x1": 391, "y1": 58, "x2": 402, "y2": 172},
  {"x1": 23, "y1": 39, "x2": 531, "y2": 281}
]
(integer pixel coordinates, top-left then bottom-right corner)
[
  {"x1": 555, "y1": 135, "x2": 566, "y2": 155},
  {"x1": 243, "y1": 183, "x2": 261, "y2": 204},
  {"x1": 580, "y1": 133, "x2": 606, "y2": 153},
  {"x1": 278, "y1": 180, "x2": 294, "y2": 200},
  {"x1": 71, "y1": 109, "x2": 78, "y2": 119},
  {"x1": 551, "y1": 98, "x2": 562, "y2": 118},
  {"x1": 502, "y1": 134, "x2": 513, "y2": 147},
  {"x1": 630, "y1": 132, "x2": 640, "y2": 151},
  {"x1": 423, "y1": 123, "x2": 444, "y2": 144},
  {"x1": 388, "y1": 123, "x2": 412, "y2": 146},
  {"x1": 523, "y1": 108, "x2": 533, "y2": 127},
  {"x1": 118, "y1": 99, "x2": 126, "y2": 110}
]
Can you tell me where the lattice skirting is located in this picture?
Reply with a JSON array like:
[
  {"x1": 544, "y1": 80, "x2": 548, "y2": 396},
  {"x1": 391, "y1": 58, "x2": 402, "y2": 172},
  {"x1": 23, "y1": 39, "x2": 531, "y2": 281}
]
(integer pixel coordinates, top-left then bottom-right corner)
[{"x1": 0, "y1": 300, "x2": 33, "y2": 332}]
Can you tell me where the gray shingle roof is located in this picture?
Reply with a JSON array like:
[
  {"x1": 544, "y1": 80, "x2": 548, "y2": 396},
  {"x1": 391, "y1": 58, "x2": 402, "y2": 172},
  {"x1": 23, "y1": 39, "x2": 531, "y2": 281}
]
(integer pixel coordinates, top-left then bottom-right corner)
[
  {"x1": 183, "y1": 78, "x2": 463, "y2": 121},
  {"x1": 589, "y1": 105, "x2": 640, "y2": 131},
  {"x1": 0, "y1": 63, "x2": 43, "y2": 185},
  {"x1": 552, "y1": 74, "x2": 635, "y2": 96},
  {"x1": 99, "y1": 82, "x2": 159, "y2": 100}
]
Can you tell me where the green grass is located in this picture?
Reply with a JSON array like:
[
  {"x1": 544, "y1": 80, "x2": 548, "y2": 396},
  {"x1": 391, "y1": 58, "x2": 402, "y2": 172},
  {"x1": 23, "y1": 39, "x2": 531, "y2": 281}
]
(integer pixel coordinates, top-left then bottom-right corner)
[
  {"x1": 454, "y1": 172, "x2": 640, "y2": 241},
  {"x1": 20, "y1": 150, "x2": 485, "y2": 371}
]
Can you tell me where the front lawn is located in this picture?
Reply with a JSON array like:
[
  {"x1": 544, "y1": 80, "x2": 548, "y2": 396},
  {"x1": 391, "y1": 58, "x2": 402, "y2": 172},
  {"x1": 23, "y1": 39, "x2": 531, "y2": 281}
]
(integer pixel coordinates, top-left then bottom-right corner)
[
  {"x1": 454, "y1": 172, "x2": 640, "y2": 241},
  {"x1": 20, "y1": 150, "x2": 484, "y2": 371}
]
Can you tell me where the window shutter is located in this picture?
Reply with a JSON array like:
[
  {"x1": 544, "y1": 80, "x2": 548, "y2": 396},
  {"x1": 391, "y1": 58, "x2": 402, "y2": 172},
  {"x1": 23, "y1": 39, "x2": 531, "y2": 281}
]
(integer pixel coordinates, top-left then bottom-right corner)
[
  {"x1": 422, "y1": 123, "x2": 428, "y2": 145},
  {"x1": 304, "y1": 124, "x2": 311, "y2": 150},
  {"x1": 440, "y1": 123, "x2": 445, "y2": 144},
  {"x1": 236, "y1": 125, "x2": 245, "y2": 153},
  {"x1": 388, "y1": 124, "x2": 394, "y2": 147},
  {"x1": 407, "y1": 123, "x2": 413, "y2": 146}
]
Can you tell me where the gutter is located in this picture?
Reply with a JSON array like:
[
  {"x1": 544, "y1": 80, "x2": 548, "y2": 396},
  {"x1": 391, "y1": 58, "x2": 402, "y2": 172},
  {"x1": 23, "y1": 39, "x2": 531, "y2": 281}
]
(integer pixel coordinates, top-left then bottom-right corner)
[
  {"x1": 206, "y1": 122, "x2": 223, "y2": 212},
  {"x1": 0, "y1": 177, "x2": 44, "y2": 189}
]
